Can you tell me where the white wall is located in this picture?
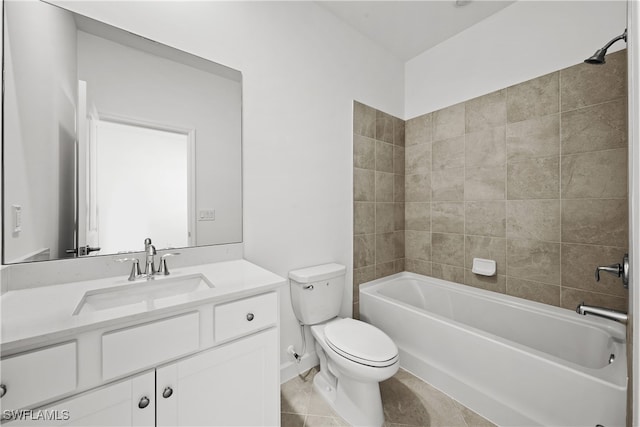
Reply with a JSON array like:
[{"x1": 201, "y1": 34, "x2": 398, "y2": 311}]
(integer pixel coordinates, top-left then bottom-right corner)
[
  {"x1": 77, "y1": 30, "x2": 242, "y2": 247},
  {"x1": 46, "y1": 0, "x2": 405, "y2": 374},
  {"x1": 3, "y1": 1, "x2": 78, "y2": 262},
  {"x1": 405, "y1": 1, "x2": 628, "y2": 118}
]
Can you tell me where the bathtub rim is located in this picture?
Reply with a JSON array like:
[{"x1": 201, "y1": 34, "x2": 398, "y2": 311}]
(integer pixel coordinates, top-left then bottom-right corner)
[{"x1": 359, "y1": 271, "x2": 627, "y2": 388}]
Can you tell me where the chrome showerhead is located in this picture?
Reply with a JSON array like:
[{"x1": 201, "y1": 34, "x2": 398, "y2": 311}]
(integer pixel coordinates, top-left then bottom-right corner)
[{"x1": 585, "y1": 29, "x2": 627, "y2": 65}]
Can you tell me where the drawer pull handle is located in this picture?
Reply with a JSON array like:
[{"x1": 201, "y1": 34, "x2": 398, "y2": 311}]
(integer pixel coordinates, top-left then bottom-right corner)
[
  {"x1": 0, "y1": 384, "x2": 6, "y2": 398},
  {"x1": 138, "y1": 396, "x2": 150, "y2": 409},
  {"x1": 162, "y1": 387, "x2": 173, "y2": 399},
  {"x1": 246, "y1": 313, "x2": 255, "y2": 321}
]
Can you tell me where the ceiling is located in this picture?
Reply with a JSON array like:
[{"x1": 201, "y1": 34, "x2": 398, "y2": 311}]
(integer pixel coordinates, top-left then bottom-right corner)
[{"x1": 316, "y1": 1, "x2": 516, "y2": 61}]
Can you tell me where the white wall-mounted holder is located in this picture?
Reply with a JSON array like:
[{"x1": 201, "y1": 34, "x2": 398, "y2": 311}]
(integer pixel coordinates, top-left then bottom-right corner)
[{"x1": 472, "y1": 258, "x2": 496, "y2": 277}]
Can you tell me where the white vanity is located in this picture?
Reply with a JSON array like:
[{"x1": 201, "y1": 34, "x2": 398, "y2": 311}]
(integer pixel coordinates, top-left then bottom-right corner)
[{"x1": 0, "y1": 260, "x2": 284, "y2": 426}]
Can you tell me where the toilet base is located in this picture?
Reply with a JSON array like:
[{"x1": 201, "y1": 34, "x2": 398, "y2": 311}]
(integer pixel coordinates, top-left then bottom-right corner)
[{"x1": 313, "y1": 368, "x2": 385, "y2": 427}]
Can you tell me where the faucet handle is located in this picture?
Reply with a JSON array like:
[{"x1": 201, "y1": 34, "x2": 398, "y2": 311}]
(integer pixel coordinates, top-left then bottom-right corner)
[
  {"x1": 158, "y1": 253, "x2": 181, "y2": 276},
  {"x1": 116, "y1": 258, "x2": 142, "y2": 281}
]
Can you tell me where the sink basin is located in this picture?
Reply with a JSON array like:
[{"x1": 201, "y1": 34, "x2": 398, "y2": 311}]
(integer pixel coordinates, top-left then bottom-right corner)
[{"x1": 73, "y1": 274, "x2": 214, "y2": 315}]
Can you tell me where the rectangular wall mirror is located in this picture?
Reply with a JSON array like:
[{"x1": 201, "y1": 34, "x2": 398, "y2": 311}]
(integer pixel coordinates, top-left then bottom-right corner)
[{"x1": 2, "y1": 1, "x2": 243, "y2": 264}]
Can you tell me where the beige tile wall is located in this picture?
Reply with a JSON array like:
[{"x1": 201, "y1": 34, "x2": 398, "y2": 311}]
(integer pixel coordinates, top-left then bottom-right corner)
[
  {"x1": 404, "y1": 50, "x2": 629, "y2": 311},
  {"x1": 353, "y1": 102, "x2": 405, "y2": 318}
]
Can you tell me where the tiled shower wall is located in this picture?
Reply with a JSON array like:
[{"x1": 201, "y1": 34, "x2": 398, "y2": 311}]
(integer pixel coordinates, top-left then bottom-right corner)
[
  {"x1": 353, "y1": 102, "x2": 405, "y2": 318},
  {"x1": 403, "y1": 50, "x2": 629, "y2": 311}
]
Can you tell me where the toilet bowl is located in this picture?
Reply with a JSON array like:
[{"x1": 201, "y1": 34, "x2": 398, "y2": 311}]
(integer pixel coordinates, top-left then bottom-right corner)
[
  {"x1": 310, "y1": 318, "x2": 399, "y2": 427},
  {"x1": 289, "y1": 263, "x2": 399, "y2": 427}
]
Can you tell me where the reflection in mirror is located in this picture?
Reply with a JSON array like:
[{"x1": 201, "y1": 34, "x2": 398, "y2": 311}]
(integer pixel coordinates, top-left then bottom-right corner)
[{"x1": 3, "y1": 1, "x2": 242, "y2": 264}]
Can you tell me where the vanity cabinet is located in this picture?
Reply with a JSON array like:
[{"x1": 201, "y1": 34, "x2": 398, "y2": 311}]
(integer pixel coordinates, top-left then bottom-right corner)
[
  {"x1": 1, "y1": 290, "x2": 280, "y2": 427},
  {"x1": 157, "y1": 328, "x2": 279, "y2": 426},
  {"x1": 5, "y1": 371, "x2": 156, "y2": 427}
]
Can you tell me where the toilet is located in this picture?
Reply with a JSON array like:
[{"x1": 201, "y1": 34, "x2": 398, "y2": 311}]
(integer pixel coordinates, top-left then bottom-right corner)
[{"x1": 289, "y1": 263, "x2": 399, "y2": 427}]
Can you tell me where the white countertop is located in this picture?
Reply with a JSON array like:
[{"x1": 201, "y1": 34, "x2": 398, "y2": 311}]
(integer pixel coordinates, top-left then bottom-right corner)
[{"x1": 1, "y1": 259, "x2": 285, "y2": 354}]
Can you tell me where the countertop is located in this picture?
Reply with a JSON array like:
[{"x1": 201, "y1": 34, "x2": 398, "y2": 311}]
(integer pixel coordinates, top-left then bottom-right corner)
[{"x1": 1, "y1": 259, "x2": 285, "y2": 354}]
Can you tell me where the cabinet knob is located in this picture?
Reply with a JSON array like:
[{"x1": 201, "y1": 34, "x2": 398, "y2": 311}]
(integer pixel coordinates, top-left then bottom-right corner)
[
  {"x1": 162, "y1": 387, "x2": 173, "y2": 399},
  {"x1": 246, "y1": 313, "x2": 255, "y2": 321},
  {"x1": 138, "y1": 396, "x2": 150, "y2": 409},
  {"x1": 0, "y1": 384, "x2": 6, "y2": 398}
]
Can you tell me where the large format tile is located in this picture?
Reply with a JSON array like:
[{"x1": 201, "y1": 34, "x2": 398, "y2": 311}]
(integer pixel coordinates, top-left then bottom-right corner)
[
  {"x1": 465, "y1": 89, "x2": 506, "y2": 133},
  {"x1": 393, "y1": 146, "x2": 405, "y2": 175},
  {"x1": 354, "y1": 168, "x2": 374, "y2": 202},
  {"x1": 560, "y1": 50, "x2": 626, "y2": 111},
  {"x1": 561, "y1": 149, "x2": 627, "y2": 199},
  {"x1": 405, "y1": 259, "x2": 432, "y2": 276},
  {"x1": 432, "y1": 136, "x2": 465, "y2": 171},
  {"x1": 354, "y1": 202, "x2": 374, "y2": 235},
  {"x1": 376, "y1": 172, "x2": 394, "y2": 202},
  {"x1": 376, "y1": 233, "x2": 397, "y2": 264},
  {"x1": 433, "y1": 103, "x2": 465, "y2": 141},
  {"x1": 506, "y1": 114, "x2": 560, "y2": 162},
  {"x1": 376, "y1": 203, "x2": 395, "y2": 234},
  {"x1": 507, "y1": 72, "x2": 559, "y2": 123},
  {"x1": 506, "y1": 200, "x2": 561, "y2": 242},
  {"x1": 405, "y1": 143, "x2": 431, "y2": 175},
  {"x1": 561, "y1": 98, "x2": 628, "y2": 155},
  {"x1": 406, "y1": 113, "x2": 432, "y2": 146},
  {"x1": 354, "y1": 234, "x2": 375, "y2": 268},
  {"x1": 432, "y1": 168, "x2": 464, "y2": 201},
  {"x1": 405, "y1": 202, "x2": 430, "y2": 231},
  {"x1": 406, "y1": 174, "x2": 431, "y2": 202},
  {"x1": 431, "y1": 263, "x2": 465, "y2": 284},
  {"x1": 507, "y1": 157, "x2": 559, "y2": 200},
  {"x1": 506, "y1": 277, "x2": 560, "y2": 306},
  {"x1": 376, "y1": 110, "x2": 395, "y2": 144},
  {"x1": 376, "y1": 141, "x2": 394, "y2": 173},
  {"x1": 562, "y1": 199, "x2": 628, "y2": 247},
  {"x1": 431, "y1": 233, "x2": 465, "y2": 267},
  {"x1": 465, "y1": 166, "x2": 506, "y2": 201},
  {"x1": 561, "y1": 287, "x2": 627, "y2": 312},
  {"x1": 353, "y1": 134, "x2": 375, "y2": 170},
  {"x1": 465, "y1": 235, "x2": 506, "y2": 275},
  {"x1": 506, "y1": 239, "x2": 560, "y2": 285},
  {"x1": 393, "y1": 117, "x2": 405, "y2": 147},
  {"x1": 465, "y1": 201, "x2": 506, "y2": 237},
  {"x1": 464, "y1": 270, "x2": 506, "y2": 294},
  {"x1": 393, "y1": 175, "x2": 405, "y2": 202},
  {"x1": 561, "y1": 243, "x2": 628, "y2": 297},
  {"x1": 406, "y1": 230, "x2": 431, "y2": 261},
  {"x1": 353, "y1": 101, "x2": 376, "y2": 138},
  {"x1": 465, "y1": 127, "x2": 506, "y2": 168},
  {"x1": 431, "y1": 202, "x2": 464, "y2": 234}
]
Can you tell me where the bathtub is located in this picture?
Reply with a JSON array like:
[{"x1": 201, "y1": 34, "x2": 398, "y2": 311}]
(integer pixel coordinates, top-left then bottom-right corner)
[{"x1": 359, "y1": 272, "x2": 627, "y2": 427}]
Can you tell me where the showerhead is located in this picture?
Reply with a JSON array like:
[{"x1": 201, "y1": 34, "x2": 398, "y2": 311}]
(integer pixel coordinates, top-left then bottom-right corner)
[{"x1": 585, "y1": 29, "x2": 627, "y2": 65}]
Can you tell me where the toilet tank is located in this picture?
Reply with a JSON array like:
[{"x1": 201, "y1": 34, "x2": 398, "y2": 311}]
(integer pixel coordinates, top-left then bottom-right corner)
[{"x1": 289, "y1": 263, "x2": 346, "y2": 325}]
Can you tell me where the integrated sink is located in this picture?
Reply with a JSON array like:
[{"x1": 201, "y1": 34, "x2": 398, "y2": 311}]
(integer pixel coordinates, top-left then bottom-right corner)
[{"x1": 73, "y1": 274, "x2": 214, "y2": 315}]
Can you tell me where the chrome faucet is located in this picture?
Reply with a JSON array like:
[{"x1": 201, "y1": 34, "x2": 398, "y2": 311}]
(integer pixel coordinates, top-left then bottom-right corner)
[
  {"x1": 144, "y1": 238, "x2": 157, "y2": 279},
  {"x1": 576, "y1": 302, "x2": 628, "y2": 324}
]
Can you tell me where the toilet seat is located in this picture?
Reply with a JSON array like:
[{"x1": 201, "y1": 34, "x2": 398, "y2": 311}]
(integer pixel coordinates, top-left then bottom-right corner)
[{"x1": 324, "y1": 318, "x2": 398, "y2": 367}]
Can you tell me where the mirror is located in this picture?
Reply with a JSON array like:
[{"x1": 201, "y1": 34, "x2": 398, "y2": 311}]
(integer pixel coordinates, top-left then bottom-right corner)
[{"x1": 2, "y1": 1, "x2": 242, "y2": 264}]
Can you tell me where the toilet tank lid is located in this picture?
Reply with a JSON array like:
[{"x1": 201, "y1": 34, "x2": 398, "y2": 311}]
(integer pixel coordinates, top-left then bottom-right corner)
[{"x1": 289, "y1": 263, "x2": 346, "y2": 283}]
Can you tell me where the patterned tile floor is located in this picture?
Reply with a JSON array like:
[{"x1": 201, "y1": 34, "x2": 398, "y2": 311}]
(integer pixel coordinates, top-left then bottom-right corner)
[{"x1": 281, "y1": 367, "x2": 496, "y2": 427}]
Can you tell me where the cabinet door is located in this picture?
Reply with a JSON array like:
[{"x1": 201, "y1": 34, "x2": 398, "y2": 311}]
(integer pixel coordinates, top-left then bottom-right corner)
[
  {"x1": 157, "y1": 328, "x2": 279, "y2": 426},
  {"x1": 4, "y1": 371, "x2": 155, "y2": 427}
]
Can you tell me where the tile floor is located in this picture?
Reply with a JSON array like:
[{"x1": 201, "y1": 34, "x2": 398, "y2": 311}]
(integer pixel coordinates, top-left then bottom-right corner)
[{"x1": 281, "y1": 367, "x2": 496, "y2": 427}]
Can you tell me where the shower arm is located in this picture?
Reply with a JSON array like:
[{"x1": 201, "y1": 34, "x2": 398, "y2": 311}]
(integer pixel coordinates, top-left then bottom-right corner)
[{"x1": 602, "y1": 29, "x2": 627, "y2": 51}]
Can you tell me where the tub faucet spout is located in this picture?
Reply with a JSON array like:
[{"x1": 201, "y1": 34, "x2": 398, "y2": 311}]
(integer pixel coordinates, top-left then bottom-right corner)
[{"x1": 576, "y1": 302, "x2": 627, "y2": 324}]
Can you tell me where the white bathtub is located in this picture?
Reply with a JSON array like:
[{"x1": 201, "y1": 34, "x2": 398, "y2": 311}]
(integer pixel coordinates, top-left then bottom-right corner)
[{"x1": 359, "y1": 272, "x2": 627, "y2": 427}]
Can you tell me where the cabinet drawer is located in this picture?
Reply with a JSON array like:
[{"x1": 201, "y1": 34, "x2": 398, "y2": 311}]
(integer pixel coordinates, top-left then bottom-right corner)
[
  {"x1": 0, "y1": 342, "x2": 77, "y2": 410},
  {"x1": 102, "y1": 312, "x2": 200, "y2": 380},
  {"x1": 214, "y1": 292, "x2": 277, "y2": 342}
]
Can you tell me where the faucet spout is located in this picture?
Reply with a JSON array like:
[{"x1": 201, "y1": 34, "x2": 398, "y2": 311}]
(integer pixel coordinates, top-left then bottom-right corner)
[
  {"x1": 576, "y1": 302, "x2": 628, "y2": 324},
  {"x1": 144, "y1": 238, "x2": 157, "y2": 279}
]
